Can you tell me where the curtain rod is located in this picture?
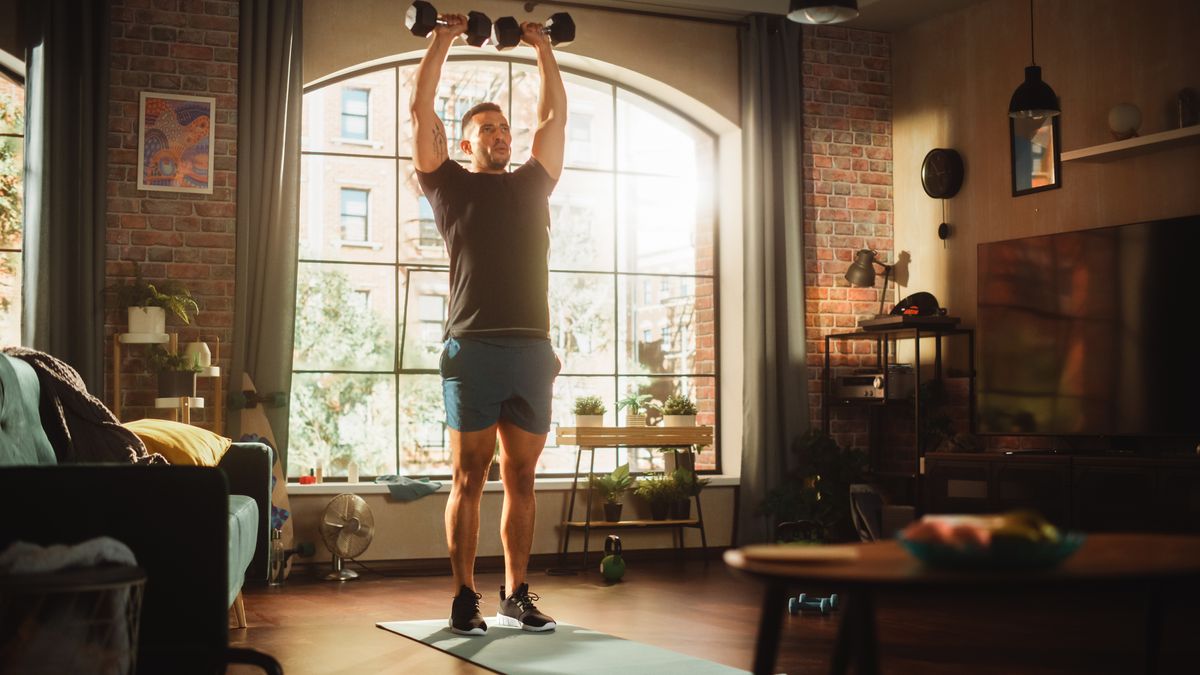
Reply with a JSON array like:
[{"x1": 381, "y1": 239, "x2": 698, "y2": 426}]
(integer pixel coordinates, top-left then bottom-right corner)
[{"x1": 503, "y1": 0, "x2": 750, "y2": 27}]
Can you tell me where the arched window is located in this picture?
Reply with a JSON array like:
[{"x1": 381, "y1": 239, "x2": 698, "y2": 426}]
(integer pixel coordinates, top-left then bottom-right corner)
[
  {"x1": 292, "y1": 56, "x2": 717, "y2": 479},
  {"x1": 0, "y1": 59, "x2": 25, "y2": 345}
]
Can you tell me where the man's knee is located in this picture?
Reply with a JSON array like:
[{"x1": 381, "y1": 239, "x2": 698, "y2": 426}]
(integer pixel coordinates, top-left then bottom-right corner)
[
  {"x1": 453, "y1": 465, "x2": 490, "y2": 496},
  {"x1": 501, "y1": 462, "x2": 537, "y2": 494}
]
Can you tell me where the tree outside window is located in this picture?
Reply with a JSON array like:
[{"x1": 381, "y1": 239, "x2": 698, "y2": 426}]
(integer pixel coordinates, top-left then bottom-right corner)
[{"x1": 0, "y1": 67, "x2": 25, "y2": 346}]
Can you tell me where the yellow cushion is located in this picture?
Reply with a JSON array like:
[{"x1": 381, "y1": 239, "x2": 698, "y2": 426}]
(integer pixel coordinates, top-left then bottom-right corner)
[{"x1": 124, "y1": 419, "x2": 232, "y2": 466}]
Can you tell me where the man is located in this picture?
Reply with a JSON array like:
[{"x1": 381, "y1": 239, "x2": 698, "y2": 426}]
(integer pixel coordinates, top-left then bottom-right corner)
[{"x1": 410, "y1": 12, "x2": 567, "y2": 636}]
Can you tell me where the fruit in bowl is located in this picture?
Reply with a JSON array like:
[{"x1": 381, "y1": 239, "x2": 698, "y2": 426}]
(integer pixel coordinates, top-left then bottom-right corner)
[{"x1": 898, "y1": 511, "x2": 1082, "y2": 569}]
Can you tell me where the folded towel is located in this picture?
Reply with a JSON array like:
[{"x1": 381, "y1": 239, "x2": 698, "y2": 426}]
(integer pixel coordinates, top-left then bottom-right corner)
[
  {"x1": 0, "y1": 536, "x2": 137, "y2": 574},
  {"x1": 374, "y1": 475, "x2": 443, "y2": 501}
]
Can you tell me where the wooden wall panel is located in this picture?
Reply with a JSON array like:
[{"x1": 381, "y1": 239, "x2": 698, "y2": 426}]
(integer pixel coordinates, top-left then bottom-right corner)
[{"x1": 893, "y1": 0, "x2": 1200, "y2": 327}]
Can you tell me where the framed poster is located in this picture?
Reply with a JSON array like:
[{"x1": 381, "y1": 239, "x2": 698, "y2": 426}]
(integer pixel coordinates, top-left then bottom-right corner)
[{"x1": 137, "y1": 91, "x2": 216, "y2": 194}]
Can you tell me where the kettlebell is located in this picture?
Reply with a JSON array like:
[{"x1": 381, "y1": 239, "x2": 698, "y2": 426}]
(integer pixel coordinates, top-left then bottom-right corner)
[{"x1": 599, "y1": 534, "x2": 626, "y2": 582}]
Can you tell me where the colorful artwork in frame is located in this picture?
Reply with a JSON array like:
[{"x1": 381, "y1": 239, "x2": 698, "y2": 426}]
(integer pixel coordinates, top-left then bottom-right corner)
[{"x1": 137, "y1": 91, "x2": 216, "y2": 194}]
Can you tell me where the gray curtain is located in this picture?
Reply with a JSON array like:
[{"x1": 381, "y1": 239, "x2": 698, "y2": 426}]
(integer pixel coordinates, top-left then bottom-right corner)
[
  {"x1": 737, "y1": 15, "x2": 809, "y2": 545},
  {"x1": 21, "y1": 0, "x2": 109, "y2": 391},
  {"x1": 231, "y1": 0, "x2": 302, "y2": 462}
]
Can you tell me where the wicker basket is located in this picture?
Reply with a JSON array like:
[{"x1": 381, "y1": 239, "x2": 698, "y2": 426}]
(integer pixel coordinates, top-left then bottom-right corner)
[{"x1": 0, "y1": 565, "x2": 147, "y2": 675}]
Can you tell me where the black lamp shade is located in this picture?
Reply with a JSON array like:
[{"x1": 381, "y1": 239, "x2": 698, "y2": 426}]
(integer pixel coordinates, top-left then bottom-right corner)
[
  {"x1": 844, "y1": 249, "x2": 877, "y2": 287},
  {"x1": 787, "y1": 0, "x2": 859, "y2": 25},
  {"x1": 1008, "y1": 65, "x2": 1060, "y2": 118}
]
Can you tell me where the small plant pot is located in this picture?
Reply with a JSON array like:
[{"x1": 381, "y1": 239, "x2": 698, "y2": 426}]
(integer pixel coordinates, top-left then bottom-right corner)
[
  {"x1": 128, "y1": 306, "x2": 166, "y2": 335},
  {"x1": 157, "y1": 370, "x2": 197, "y2": 399},
  {"x1": 574, "y1": 414, "x2": 604, "y2": 427},
  {"x1": 670, "y1": 498, "x2": 692, "y2": 520},
  {"x1": 663, "y1": 415, "x2": 696, "y2": 427},
  {"x1": 624, "y1": 413, "x2": 647, "y2": 427},
  {"x1": 649, "y1": 501, "x2": 670, "y2": 521},
  {"x1": 488, "y1": 461, "x2": 501, "y2": 482},
  {"x1": 603, "y1": 502, "x2": 623, "y2": 522}
]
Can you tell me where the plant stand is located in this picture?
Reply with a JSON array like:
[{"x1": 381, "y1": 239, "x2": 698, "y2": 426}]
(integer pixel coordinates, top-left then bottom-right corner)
[
  {"x1": 113, "y1": 333, "x2": 223, "y2": 432},
  {"x1": 555, "y1": 425, "x2": 714, "y2": 573}
]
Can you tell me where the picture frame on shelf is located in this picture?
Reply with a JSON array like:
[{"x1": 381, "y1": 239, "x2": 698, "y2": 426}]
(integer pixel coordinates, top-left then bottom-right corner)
[{"x1": 137, "y1": 91, "x2": 216, "y2": 194}]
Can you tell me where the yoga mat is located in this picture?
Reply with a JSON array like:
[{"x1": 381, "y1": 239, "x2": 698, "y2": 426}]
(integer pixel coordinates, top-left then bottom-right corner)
[{"x1": 377, "y1": 619, "x2": 751, "y2": 675}]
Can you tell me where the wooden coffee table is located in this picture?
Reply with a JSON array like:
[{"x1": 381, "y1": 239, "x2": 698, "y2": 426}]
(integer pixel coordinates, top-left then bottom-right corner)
[{"x1": 725, "y1": 534, "x2": 1200, "y2": 675}]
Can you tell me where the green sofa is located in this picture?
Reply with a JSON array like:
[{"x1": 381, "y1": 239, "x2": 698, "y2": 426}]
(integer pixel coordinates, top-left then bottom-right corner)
[{"x1": 0, "y1": 352, "x2": 281, "y2": 674}]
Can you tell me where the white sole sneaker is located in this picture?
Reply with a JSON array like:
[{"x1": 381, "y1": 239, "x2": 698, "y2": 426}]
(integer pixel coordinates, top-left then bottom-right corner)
[
  {"x1": 495, "y1": 613, "x2": 556, "y2": 631},
  {"x1": 448, "y1": 617, "x2": 486, "y2": 636}
]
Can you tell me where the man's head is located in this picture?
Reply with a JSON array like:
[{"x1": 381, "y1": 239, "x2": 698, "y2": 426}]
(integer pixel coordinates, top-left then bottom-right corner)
[{"x1": 460, "y1": 102, "x2": 511, "y2": 172}]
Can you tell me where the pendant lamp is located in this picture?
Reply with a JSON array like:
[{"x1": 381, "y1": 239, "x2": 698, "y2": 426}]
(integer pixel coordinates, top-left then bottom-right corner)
[
  {"x1": 1009, "y1": 0, "x2": 1060, "y2": 118},
  {"x1": 787, "y1": 0, "x2": 859, "y2": 25}
]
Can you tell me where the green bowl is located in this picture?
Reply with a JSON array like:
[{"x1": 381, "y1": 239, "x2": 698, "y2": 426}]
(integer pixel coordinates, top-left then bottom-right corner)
[{"x1": 897, "y1": 531, "x2": 1086, "y2": 570}]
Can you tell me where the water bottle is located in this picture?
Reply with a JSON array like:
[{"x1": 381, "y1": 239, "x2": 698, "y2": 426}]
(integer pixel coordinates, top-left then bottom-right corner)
[{"x1": 269, "y1": 528, "x2": 285, "y2": 586}]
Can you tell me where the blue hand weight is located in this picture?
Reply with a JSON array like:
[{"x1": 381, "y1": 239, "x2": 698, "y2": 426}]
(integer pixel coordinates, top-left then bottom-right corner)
[{"x1": 792, "y1": 593, "x2": 837, "y2": 614}]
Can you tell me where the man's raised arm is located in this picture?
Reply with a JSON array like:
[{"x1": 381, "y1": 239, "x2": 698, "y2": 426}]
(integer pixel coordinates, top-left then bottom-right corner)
[
  {"x1": 523, "y1": 23, "x2": 567, "y2": 181},
  {"x1": 411, "y1": 15, "x2": 466, "y2": 173}
]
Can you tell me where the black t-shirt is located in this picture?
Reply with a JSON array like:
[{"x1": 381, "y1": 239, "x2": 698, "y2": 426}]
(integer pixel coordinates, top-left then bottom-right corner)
[{"x1": 416, "y1": 158, "x2": 558, "y2": 340}]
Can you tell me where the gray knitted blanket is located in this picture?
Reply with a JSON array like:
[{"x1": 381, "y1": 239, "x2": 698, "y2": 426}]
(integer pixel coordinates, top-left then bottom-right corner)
[{"x1": 2, "y1": 347, "x2": 164, "y2": 465}]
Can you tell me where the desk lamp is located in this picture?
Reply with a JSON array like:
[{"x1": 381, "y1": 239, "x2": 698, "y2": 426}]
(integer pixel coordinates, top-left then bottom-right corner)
[{"x1": 844, "y1": 249, "x2": 892, "y2": 318}]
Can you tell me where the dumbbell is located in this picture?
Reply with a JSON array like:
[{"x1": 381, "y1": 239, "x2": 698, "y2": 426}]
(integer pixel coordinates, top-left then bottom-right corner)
[
  {"x1": 491, "y1": 12, "x2": 575, "y2": 51},
  {"x1": 405, "y1": 1, "x2": 493, "y2": 48},
  {"x1": 787, "y1": 593, "x2": 840, "y2": 614}
]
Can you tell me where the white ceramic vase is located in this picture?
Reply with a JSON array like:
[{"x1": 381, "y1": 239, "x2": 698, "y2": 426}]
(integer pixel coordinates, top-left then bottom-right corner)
[
  {"x1": 184, "y1": 341, "x2": 212, "y2": 368},
  {"x1": 128, "y1": 306, "x2": 166, "y2": 335},
  {"x1": 574, "y1": 414, "x2": 604, "y2": 427}
]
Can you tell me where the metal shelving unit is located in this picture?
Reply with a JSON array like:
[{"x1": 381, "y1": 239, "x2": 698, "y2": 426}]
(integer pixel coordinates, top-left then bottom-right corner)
[{"x1": 822, "y1": 326, "x2": 975, "y2": 512}]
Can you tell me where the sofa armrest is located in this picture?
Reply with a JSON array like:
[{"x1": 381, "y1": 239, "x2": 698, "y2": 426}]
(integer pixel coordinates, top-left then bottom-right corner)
[{"x1": 219, "y1": 442, "x2": 273, "y2": 583}]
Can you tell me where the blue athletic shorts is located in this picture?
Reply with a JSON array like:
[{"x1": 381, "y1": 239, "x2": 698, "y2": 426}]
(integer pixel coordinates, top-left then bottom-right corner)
[{"x1": 440, "y1": 336, "x2": 561, "y2": 434}]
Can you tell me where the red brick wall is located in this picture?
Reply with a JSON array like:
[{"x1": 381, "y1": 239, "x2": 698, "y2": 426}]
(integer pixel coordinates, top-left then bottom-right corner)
[
  {"x1": 802, "y1": 26, "x2": 893, "y2": 451},
  {"x1": 104, "y1": 0, "x2": 239, "y2": 429}
]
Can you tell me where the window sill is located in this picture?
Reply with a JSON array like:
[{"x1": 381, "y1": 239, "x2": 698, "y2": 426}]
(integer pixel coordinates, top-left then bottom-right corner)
[
  {"x1": 336, "y1": 240, "x2": 384, "y2": 250},
  {"x1": 334, "y1": 137, "x2": 384, "y2": 149},
  {"x1": 287, "y1": 474, "x2": 741, "y2": 495}
]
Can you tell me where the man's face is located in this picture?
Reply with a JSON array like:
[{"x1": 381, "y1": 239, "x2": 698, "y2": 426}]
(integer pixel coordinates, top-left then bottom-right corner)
[{"x1": 461, "y1": 110, "x2": 511, "y2": 171}]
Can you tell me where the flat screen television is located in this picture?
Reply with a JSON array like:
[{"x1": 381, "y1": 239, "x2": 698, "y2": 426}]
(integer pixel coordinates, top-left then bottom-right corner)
[{"x1": 976, "y1": 215, "x2": 1199, "y2": 438}]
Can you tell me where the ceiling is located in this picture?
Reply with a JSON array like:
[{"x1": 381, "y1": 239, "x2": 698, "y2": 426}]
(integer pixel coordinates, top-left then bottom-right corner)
[{"x1": 520, "y1": 0, "x2": 991, "y2": 31}]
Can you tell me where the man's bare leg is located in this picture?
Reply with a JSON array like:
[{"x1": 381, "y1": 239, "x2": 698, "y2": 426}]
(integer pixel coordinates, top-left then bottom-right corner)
[
  {"x1": 446, "y1": 424, "x2": 498, "y2": 592},
  {"x1": 497, "y1": 420, "x2": 548, "y2": 591}
]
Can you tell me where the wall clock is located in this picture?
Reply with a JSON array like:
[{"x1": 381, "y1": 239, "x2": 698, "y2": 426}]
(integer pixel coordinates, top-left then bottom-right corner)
[
  {"x1": 922, "y1": 148, "x2": 964, "y2": 246},
  {"x1": 920, "y1": 148, "x2": 964, "y2": 199}
]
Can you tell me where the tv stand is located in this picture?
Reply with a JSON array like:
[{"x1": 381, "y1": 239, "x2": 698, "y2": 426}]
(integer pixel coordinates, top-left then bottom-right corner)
[{"x1": 924, "y1": 451, "x2": 1200, "y2": 533}]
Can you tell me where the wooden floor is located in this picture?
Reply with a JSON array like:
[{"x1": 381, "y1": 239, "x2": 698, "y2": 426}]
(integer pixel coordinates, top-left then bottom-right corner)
[{"x1": 229, "y1": 555, "x2": 1199, "y2": 674}]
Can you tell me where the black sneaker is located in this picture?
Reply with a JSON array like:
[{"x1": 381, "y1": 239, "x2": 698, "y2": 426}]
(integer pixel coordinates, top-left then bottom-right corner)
[
  {"x1": 448, "y1": 585, "x2": 487, "y2": 636},
  {"x1": 496, "y1": 583, "x2": 556, "y2": 632}
]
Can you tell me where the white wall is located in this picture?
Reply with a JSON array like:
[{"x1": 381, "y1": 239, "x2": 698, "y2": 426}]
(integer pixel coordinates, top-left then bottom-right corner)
[{"x1": 291, "y1": 481, "x2": 737, "y2": 563}]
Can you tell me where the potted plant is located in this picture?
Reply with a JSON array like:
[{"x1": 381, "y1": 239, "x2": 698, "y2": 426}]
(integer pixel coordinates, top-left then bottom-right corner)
[
  {"x1": 757, "y1": 430, "x2": 868, "y2": 542},
  {"x1": 589, "y1": 464, "x2": 633, "y2": 522},
  {"x1": 110, "y1": 261, "x2": 200, "y2": 334},
  {"x1": 573, "y1": 395, "x2": 607, "y2": 427},
  {"x1": 147, "y1": 345, "x2": 202, "y2": 399},
  {"x1": 669, "y1": 467, "x2": 709, "y2": 520},
  {"x1": 615, "y1": 393, "x2": 661, "y2": 427},
  {"x1": 634, "y1": 473, "x2": 678, "y2": 521},
  {"x1": 662, "y1": 393, "x2": 698, "y2": 427}
]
